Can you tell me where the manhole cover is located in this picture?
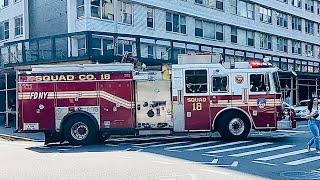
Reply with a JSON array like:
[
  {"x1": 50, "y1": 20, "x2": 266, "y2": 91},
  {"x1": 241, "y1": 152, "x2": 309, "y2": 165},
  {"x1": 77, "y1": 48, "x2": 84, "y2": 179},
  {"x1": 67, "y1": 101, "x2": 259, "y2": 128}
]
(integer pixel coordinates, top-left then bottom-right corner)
[{"x1": 280, "y1": 171, "x2": 320, "y2": 179}]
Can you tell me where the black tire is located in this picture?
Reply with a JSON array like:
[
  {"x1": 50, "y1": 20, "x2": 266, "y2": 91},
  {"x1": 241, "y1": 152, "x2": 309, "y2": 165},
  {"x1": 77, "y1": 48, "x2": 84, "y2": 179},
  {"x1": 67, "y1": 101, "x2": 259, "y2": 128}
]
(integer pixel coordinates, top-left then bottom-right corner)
[
  {"x1": 63, "y1": 114, "x2": 97, "y2": 145},
  {"x1": 217, "y1": 112, "x2": 251, "y2": 141}
]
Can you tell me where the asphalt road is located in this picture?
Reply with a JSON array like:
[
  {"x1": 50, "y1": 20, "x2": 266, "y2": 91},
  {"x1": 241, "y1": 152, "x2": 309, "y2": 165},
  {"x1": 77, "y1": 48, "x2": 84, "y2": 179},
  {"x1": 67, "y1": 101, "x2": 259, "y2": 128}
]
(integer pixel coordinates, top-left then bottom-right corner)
[{"x1": 0, "y1": 121, "x2": 319, "y2": 180}]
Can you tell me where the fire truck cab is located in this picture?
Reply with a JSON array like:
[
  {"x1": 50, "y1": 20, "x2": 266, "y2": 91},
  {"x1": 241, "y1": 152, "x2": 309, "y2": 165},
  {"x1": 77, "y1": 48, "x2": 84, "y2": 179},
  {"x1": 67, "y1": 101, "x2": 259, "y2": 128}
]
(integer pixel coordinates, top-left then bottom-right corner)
[{"x1": 17, "y1": 53, "x2": 295, "y2": 145}]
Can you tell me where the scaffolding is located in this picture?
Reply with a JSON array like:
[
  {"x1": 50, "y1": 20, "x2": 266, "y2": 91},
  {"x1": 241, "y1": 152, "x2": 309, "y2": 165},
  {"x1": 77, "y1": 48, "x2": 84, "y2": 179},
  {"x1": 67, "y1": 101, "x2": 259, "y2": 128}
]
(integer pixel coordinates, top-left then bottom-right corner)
[
  {"x1": 279, "y1": 72, "x2": 319, "y2": 105},
  {"x1": 0, "y1": 69, "x2": 17, "y2": 129}
]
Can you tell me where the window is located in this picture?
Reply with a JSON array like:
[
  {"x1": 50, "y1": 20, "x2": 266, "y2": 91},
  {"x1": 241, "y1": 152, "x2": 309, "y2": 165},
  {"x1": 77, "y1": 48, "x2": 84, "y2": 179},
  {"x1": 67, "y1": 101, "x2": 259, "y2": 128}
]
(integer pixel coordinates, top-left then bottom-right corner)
[
  {"x1": 318, "y1": 2, "x2": 320, "y2": 15},
  {"x1": 305, "y1": 0, "x2": 314, "y2": 12},
  {"x1": 292, "y1": 40, "x2": 302, "y2": 54},
  {"x1": 102, "y1": 0, "x2": 114, "y2": 20},
  {"x1": 230, "y1": 26, "x2": 254, "y2": 46},
  {"x1": 259, "y1": 33, "x2": 272, "y2": 50},
  {"x1": 259, "y1": 7, "x2": 272, "y2": 23},
  {"x1": 91, "y1": 0, "x2": 100, "y2": 18},
  {"x1": 231, "y1": 0, "x2": 254, "y2": 19},
  {"x1": 77, "y1": 0, "x2": 85, "y2": 18},
  {"x1": 195, "y1": 19, "x2": 203, "y2": 37},
  {"x1": 78, "y1": 37, "x2": 86, "y2": 57},
  {"x1": 317, "y1": 23, "x2": 320, "y2": 36},
  {"x1": 292, "y1": 16, "x2": 302, "y2": 31},
  {"x1": 277, "y1": 37, "x2": 288, "y2": 52},
  {"x1": 276, "y1": 12, "x2": 288, "y2": 28},
  {"x1": 250, "y1": 74, "x2": 270, "y2": 92},
  {"x1": 166, "y1": 12, "x2": 186, "y2": 34},
  {"x1": 247, "y1": 31, "x2": 254, "y2": 46},
  {"x1": 90, "y1": 36, "x2": 114, "y2": 57},
  {"x1": 0, "y1": 0, "x2": 8, "y2": 9},
  {"x1": 291, "y1": 0, "x2": 302, "y2": 8},
  {"x1": 195, "y1": 19, "x2": 223, "y2": 40},
  {"x1": 317, "y1": 46, "x2": 320, "y2": 59},
  {"x1": 305, "y1": 20, "x2": 314, "y2": 35},
  {"x1": 0, "y1": 21, "x2": 9, "y2": 41},
  {"x1": 194, "y1": 0, "x2": 224, "y2": 10},
  {"x1": 14, "y1": 16, "x2": 23, "y2": 36},
  {"x1": 215, "y1": 24, "x2": 223, "y2": 40},
  {"x1": 117, "y1": 1, "x2": 133, "y2": 24},
  {"x1": 212, "y1": 76, "x2": 228, "y2": 92},
  {"x1": 117, "y1": 40, "x2": 133, "y2": 55},
  {"x1": 185, "y1": 70, "x2": 208, "y2": 94},
  {"x1": 305, "y1": 43, "x2": 314, "y2": 57},
  {"x1": 91, "y1": 0, "x2": 115, "y2": 20},
  {"x1": 231, "y1": 27, "x2": 237, "y2": 43},
  {"x1": 147, "y1": 7, "x2": 154, "y2": 28},
  {"x1": 147, "y1": 45, "x2": 154, "y2": 58}
]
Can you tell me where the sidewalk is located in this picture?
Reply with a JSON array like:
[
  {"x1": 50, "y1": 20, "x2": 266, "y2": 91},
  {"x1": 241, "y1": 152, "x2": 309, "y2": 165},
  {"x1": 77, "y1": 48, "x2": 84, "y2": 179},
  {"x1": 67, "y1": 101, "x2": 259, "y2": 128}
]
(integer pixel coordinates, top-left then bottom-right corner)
[{"x1": 0, "y1": 117, "x2": 44, "y2": 142}]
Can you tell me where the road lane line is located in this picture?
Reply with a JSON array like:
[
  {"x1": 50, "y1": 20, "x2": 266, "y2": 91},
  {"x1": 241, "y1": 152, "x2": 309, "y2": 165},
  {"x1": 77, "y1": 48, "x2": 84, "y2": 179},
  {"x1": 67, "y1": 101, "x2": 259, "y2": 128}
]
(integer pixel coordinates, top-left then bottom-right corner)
[
  {"x1": 255, "y1": 148, "x2": 316, "y2": 161},
  {"x1": 284, "y1": 156, "x2": 320, "y2": 166},
  {"x1": 229, "y1": 145, "x2": 295, "y2": 157},
  {"x1": 145, "y1": 141, "x2": 190, "y2": 148},
  {"x1": 201, "y1": 154, "x2": 223, "y2": 158},
  {"x1": 206, "y1": 142, "x2": 272, "y2": 154},
  {"x1": 133, "y1": 141, "x2": 162, "y2": 146},
  {"x1": 187, "y1": 141, "x2": 251, "y2": 151},
  {"x1": 165, "y1": 141, "x2": 216, "y2": 150},
  {"x1": 252, "y1": 161, "x2": 276, "y2": 166}
]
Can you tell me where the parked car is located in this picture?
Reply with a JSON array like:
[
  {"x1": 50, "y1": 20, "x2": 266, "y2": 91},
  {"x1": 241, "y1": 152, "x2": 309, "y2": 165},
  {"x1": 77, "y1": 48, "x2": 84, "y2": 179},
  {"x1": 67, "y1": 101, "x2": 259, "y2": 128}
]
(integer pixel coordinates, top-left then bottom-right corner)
[{"x1": 293, "y1": 99, "x2": 320, "y2": 121}]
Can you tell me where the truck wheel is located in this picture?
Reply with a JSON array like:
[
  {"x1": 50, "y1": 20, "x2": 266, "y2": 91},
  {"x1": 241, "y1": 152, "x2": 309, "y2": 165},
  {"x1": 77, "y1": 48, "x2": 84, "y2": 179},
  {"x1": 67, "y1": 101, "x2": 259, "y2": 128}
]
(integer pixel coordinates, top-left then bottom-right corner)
[
  {"x1": 63, "y1": 115, "x2": 97, "y2": 145},
  {"x1": 217, "y1": 113, "x2": 251, "y2": 141}
]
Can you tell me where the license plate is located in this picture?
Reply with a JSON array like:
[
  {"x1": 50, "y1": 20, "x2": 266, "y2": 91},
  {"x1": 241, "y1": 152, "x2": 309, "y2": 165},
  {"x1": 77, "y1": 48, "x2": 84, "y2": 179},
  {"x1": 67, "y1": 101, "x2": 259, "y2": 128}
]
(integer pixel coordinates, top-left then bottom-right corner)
[{"x1": 23, "y1": 123, "x2": 39, "y2": 131}]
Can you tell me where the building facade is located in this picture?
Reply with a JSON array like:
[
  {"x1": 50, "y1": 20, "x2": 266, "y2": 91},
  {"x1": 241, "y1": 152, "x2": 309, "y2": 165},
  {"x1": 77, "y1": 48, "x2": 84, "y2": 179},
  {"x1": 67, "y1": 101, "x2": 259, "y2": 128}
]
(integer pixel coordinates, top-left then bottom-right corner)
[
  {"x1": 0, "y1": 0, "x2": 28, "y2": 46},
  {"x1": 68, "y1": 0, "x2": 320, "y2": 62}
]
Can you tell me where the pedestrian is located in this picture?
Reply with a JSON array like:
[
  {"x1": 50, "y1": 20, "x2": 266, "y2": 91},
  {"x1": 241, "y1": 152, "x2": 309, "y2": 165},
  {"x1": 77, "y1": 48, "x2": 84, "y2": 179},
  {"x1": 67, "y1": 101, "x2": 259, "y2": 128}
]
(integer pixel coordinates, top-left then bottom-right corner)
[
  {"x1": 305, "y1": 97, "x2": 320, "y2": 155},
  {"x1": 284, "y1": 94, "x2": 292, "y2": 106}
]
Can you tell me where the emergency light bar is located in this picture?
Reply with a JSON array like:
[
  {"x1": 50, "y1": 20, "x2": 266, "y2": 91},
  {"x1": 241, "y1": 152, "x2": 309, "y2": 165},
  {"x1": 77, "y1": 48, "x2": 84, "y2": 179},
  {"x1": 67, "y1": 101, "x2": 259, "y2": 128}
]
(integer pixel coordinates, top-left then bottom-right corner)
[{"x1": 249, "y1": 60, "x2": 272, "y2": 68}]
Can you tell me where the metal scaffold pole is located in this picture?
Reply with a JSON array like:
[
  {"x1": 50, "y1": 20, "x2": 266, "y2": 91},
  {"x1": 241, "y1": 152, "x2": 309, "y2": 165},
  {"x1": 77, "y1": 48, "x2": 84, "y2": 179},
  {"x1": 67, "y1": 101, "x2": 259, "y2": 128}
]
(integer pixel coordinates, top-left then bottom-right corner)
[{"x1": 5, "y1": 73, "x2": 9, "y2": 128}]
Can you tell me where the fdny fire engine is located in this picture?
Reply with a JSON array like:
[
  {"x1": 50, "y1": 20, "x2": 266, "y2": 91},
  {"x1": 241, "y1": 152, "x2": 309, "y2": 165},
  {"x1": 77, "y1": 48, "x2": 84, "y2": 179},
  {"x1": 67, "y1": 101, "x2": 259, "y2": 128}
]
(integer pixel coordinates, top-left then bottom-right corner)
[{"x1": 16, "y1": 53, "x2": 295, "y2": 145}]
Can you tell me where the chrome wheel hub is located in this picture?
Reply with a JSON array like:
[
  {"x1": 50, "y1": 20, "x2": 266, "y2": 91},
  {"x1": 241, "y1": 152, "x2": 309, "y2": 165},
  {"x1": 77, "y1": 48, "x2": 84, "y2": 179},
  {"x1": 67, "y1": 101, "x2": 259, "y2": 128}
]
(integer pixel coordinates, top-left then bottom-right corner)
[
  {"x1": 229, "y1": 118, "x2": 245, "y2": 136},
  {"x1": 71, "y1": 122, "x2": 89, "y2": 141}
]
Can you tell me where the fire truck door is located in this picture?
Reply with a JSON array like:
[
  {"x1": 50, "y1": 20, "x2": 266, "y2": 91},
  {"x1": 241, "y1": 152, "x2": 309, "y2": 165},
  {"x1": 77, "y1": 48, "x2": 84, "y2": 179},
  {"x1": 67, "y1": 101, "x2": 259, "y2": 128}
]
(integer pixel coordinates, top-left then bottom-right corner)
[{"x1": 184, "y1": 69, "x2": 211, "y2": 130}]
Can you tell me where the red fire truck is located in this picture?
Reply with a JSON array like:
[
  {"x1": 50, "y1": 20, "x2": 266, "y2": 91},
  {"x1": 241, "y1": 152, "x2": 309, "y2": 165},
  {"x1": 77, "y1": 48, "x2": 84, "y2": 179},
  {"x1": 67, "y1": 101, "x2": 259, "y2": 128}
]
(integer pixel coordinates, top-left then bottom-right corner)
[{"x1": 17, "y1": 54, "x2": 295, "y2": 145}]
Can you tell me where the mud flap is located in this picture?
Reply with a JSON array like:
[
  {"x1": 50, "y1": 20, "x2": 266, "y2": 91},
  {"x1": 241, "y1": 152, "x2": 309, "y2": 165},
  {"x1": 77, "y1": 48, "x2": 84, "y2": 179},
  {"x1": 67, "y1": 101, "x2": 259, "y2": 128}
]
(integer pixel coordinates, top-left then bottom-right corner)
[{"x1": 44, "y1": 131, "x2": 61, "y2": 145}]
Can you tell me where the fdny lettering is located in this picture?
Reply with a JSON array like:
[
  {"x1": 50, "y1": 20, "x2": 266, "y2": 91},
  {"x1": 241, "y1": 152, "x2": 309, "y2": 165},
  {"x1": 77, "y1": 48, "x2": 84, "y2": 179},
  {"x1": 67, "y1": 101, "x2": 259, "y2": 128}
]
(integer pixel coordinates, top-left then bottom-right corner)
[
  {"x1": 187, "y1": 97, "x2": 207, "y2": 103},
  {"x1": 30, "y1": 92, "x2": 49, "y2": 99}
]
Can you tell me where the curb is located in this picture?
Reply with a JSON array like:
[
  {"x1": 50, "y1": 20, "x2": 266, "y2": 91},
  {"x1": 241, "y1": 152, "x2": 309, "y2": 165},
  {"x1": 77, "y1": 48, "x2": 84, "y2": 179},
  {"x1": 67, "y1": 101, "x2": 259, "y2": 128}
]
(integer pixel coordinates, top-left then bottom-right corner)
[{"x1": 0, "y1": 133, "x2": 44, "y2": 142}]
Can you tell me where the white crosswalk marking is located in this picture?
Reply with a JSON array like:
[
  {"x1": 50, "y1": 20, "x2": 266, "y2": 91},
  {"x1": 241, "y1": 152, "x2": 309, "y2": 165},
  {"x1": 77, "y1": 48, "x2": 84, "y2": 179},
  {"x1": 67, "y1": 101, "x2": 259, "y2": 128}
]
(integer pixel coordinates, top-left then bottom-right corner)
[
  {"x1": 133, "y1": 141, "x2": 162, "y2": 146},
  {"x1": 229, "y1": 145, "x2": 295, "y2": 157},
  {"x1": 206, "y1": 142, "x2": 273, "y2": 154},
  {"x1": 187, "y1": 141, "x2": 251, "y2": 151},
  {"x1": 255, "y1": 148, "x2": 316, "y2": 161},
  {"x1": 165, "y1": 141, "x2": 216, "y2": 150},
  {"x1": 144, "y1": 141, "x2": 190, "y2": 148},
  {"x1": 284, "y1": 156, "x2": 320, "y2": 166}
]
